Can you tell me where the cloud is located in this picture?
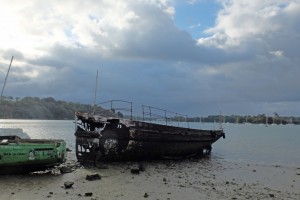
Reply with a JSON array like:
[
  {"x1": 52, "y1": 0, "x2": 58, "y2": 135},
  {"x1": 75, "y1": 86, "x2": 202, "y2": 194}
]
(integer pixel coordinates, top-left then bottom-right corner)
[
  {"x1": 198, "y1": 1, "x2": 300, "y2": 55},
  {"x1": 0, "y1": 0, "x2": 300, "y2": 116},
  {"x1": 194, "y1": 0, "x2": 300, "y2": 111},
  {"x1": 269, "y1": 50, "x2": 284, "y2": 57}
]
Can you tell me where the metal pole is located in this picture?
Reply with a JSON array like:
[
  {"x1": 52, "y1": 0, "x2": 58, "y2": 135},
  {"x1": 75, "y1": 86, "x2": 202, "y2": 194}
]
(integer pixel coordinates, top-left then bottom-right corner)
[
  {"x1": 1, "y1": 56, "x2": 14, "y2": 99},
  {"x1": 165, "y1": 110, "x2": 167, "y2": 125},
  {"x1": 142, "y1": 105, "x2": 144, "y2": 121},
  {"x1": 186, "y1": 115, "x2": 189, "y2": 129},
  {"x1": 130, "y1": 102, "x2": 132, "y2": 120},
  {"x1": 92, "y1": 69, "x2": 98, "y2": 114}
]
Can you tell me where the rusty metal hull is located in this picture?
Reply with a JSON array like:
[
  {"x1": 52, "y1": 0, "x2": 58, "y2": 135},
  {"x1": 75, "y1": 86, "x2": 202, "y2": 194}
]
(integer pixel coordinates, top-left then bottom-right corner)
[{"x1": 75, "y1": 113, "x2": 225, "y2": 162}]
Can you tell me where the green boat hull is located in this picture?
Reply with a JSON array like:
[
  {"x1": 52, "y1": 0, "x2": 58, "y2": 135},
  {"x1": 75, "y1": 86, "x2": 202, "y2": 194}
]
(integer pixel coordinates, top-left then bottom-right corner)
[{"x1": 0, "y1": 136, "x2": 66, "y2": 174}]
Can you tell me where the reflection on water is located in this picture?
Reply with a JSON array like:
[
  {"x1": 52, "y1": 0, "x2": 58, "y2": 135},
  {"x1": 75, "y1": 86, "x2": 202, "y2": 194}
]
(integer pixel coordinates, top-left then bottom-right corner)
[{"x1": 1, "y1": 120, "x2": 299, "y2": 167}]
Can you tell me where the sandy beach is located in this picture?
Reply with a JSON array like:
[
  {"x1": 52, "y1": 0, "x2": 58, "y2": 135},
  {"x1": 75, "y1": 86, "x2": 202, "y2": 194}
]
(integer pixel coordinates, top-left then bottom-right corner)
[{"x1": 0, "y1": 151, "x2": 299, "y2": 200}]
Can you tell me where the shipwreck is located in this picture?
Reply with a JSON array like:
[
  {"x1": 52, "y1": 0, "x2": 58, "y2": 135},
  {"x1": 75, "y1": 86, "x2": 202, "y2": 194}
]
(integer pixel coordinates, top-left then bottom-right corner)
[{"x1": 75, "y1": 100, "x2": 225, "y2": 163}]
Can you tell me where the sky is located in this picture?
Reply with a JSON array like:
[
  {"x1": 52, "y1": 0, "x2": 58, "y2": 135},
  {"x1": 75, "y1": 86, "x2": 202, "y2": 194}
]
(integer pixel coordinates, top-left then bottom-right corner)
[{"x1": 0, "y1": 0, "x2": 300, "y2": 117}]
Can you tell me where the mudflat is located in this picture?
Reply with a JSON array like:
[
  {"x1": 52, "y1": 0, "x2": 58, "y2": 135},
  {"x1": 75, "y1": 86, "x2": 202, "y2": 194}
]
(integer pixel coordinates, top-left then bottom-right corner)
[{"x1": 0, "y1": 154, "x2": 299, "y2": 200}]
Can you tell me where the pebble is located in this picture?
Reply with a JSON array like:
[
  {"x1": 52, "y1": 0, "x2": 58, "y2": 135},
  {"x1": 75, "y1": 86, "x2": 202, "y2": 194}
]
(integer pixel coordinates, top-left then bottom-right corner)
[
  {"x1": 131, "y1": 168, "x2": 140, "y2": 174},
  {"x1": 85, "y1": 192, "x2": 93, "y2": 197},
  {"x1": 64, "y1": 181, "x2": 74, "y2": 189},
  {"x1": 59, "y1": 166, "x2": 73, "y2": 174}
]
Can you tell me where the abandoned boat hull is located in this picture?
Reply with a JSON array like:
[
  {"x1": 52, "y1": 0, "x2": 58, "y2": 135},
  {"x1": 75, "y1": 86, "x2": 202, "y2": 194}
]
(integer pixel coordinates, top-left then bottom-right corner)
[
  {"x1": 76, "y1": 137, "x2": 220, "y2": 161},
  {"x1": 0, "y1": 136, "x2": 66, "y2": 174},
  {"x1": 75, "y1": 113, "x2": 225, "y2": 162}
]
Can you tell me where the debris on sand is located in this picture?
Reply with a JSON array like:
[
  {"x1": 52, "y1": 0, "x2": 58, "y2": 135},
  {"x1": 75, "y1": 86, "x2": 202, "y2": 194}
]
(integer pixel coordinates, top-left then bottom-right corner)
[{"x1": 86, "y1": 173, "x2": 101, "y2": 181}]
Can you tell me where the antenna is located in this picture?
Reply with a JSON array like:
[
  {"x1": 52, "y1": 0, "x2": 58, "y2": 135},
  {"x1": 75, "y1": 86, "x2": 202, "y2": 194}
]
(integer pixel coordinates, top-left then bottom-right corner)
[
  {"x1": 92, "y1": 69, "x2": 99, "y2": 114},
  {"x1": 1, "y1": 56, "x2": 14, "y2": 99}
]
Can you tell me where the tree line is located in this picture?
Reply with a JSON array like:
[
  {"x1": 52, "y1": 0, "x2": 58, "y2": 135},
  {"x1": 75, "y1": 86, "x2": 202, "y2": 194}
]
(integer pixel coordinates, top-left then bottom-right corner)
[
  {"x1": 184, "y1": 114, "x2": 300, "y2": 125},
  {"x1": 0, "y1": 96, "x2": 97, "y2": 119},
  {"x1": 1, "y1": 96, "x2": 300, "y2": 124}
]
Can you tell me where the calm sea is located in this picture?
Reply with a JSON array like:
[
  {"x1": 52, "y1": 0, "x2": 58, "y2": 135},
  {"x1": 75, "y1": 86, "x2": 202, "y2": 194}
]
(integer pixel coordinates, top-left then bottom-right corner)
[{"x1": 1, "y1": 120, "x2": 299, "y2": 167}]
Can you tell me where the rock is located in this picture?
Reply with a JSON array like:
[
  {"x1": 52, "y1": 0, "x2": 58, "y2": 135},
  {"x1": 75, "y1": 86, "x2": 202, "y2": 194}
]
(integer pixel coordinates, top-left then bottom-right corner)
[
  {"x1": 131, "y1": 168, "x2": 140, "y2": 174},
  {"x1": 64, "y1": 181, "x2": 74, "y2": 189},
  {"x1": 86, "y1": 173, "x2": 101, "y2": 181},
  {"x1": 85, "y1": 192, "x2": 93, "y2": 197},
  {"x1": 59, "y1": 166, "x2": 73, "y2": 174},
  {"x1": 269, "y1": 194, "x2": 275, "y2": 198},
  {"x1": 138, "y1": 163, "x2": 145, "y2": 171},
  {"x1": 144, "y1": 193, "x2": 149, "y2": 198}
]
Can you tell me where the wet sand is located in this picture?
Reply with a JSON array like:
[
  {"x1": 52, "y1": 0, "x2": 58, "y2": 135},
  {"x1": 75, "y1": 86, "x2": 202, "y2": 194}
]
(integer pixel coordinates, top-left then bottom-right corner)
[{"x1": 1, "y1": 154, "x2": 299, "y2": 200}]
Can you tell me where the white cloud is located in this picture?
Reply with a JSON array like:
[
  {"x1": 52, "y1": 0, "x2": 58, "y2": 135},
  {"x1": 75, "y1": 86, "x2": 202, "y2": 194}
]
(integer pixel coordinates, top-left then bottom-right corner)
[
  {"x1": 269, "y1": 50, "x2": 284, "y2": 57},
  {"x1": 198, "y1": 0, "x2": 300, "y2": 53},
  {"x1": 0, "y1": 0, "x2": 175, "y2": 58}
]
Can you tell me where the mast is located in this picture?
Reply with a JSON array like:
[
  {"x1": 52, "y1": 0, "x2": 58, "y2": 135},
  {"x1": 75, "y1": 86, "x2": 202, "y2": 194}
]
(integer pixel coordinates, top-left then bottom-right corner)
[
  {"x1": 219, "y1": 111, "x2": 223, "y2": 130},
  {"x1": 1, "y1": 56, "x2": 14, "y2": 99},
  {"x1": 92, "y1": 69, "x2": 99, "y2": 114}
]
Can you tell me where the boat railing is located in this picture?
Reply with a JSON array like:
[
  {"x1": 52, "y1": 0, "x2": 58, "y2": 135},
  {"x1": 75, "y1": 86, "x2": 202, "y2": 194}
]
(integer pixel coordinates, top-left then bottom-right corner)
[
  {"x1": 95, "y1": 100, "x2": 133, "y2": 120},
  {"x1": 142, "y1": 105, "x2": 189, "y2": 128},
  {"x1": 93, "y1": 100, "x2": 190, "y2": 128}
]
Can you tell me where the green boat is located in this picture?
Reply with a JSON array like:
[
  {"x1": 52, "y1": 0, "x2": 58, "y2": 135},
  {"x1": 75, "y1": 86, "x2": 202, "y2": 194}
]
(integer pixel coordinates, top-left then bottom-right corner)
[{"x1": 0, "y1": 135, "x2": 66, "y2": 174}]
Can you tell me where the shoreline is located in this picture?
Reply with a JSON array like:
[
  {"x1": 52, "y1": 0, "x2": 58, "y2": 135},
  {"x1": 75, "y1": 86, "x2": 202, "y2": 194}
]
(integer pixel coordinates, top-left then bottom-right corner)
[{"x1": 0, "y1": 153, "x2": 299, "y2": 200}]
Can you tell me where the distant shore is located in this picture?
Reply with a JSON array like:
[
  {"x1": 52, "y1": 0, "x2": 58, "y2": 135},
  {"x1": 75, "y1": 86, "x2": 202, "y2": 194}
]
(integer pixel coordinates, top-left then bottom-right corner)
[
  {"x1": 0, "y1": 152, "x2": 299, "y2": 200},
  {"x1": 1, "y1": 97, "x2": 300, "y2": 125}
]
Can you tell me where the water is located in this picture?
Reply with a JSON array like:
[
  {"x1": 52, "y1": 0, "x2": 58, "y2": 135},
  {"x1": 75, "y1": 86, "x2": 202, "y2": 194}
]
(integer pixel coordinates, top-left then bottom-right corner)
[
  {"x1": 1, "y1": 120, "x2": 299, "y2": 167},
  {"x1": 214, "y1": 123, "x2": 300, "y2": 167},
  {"x1": 0, "y1": 119, "x2": 75, "y2": 150}
]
